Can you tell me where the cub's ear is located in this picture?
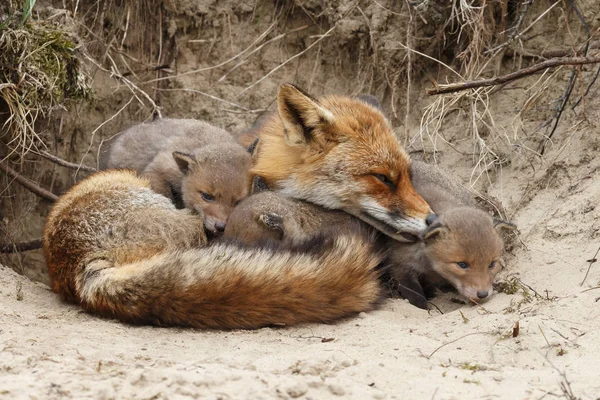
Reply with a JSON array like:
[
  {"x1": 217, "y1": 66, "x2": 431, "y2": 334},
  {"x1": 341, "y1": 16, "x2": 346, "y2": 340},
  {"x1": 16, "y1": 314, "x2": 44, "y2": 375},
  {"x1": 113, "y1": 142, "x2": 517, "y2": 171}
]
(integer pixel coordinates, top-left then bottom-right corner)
[
  {"x1": 258, "y1": 213, "x2": 284, "y2": 240},
  {"x1": 247, "y1": 138, "x2": 259, "y2": 155},
  {"x1": 494, "y1": 219, "x2": 517, "y2": 232},
  {"x1": 172, "y1": 151, "x2": 197, "y2": 174},
  {"x1": 277, "y1": 83, "x2": 334, "y2": 146},
  {"x1": 357, "y1": 94, "x2": 382, "y2": 111},
  {"x1": 251, "y1": 175, "x2": 269, "y2": 195},
  {"x1": 423, "y1": 223, "x2": 449, "y2": 242}
]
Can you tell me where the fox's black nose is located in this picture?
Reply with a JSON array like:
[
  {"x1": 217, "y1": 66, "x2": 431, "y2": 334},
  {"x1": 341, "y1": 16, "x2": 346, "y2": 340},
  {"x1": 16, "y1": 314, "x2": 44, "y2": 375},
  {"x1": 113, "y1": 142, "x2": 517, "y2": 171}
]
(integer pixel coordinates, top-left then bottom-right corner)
[
  {"x1": 425, "y1": 213, "x2": 437, "y2": 226},
  {"x1": 215, "y1": 222, "x2": 226, "y2": 232},
  {"x1": 477, "y1": 290, "x2": 489, "y2": 299}
]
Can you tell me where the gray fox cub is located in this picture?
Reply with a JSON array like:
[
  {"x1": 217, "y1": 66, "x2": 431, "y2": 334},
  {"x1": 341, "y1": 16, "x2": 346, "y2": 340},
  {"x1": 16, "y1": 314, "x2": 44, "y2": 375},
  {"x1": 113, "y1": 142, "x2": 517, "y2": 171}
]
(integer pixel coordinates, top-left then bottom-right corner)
[
  {"x1": 388, "y1": 161, "x2": 516, "y2": 309},
  {"x1": 100, "y1": 118, "x2": 251, "y2": 233}
]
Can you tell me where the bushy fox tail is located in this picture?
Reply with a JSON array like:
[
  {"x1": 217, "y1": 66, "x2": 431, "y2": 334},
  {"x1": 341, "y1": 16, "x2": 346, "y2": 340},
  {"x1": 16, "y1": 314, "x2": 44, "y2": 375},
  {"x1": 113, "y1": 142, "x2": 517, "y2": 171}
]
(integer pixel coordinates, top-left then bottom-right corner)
[{"x1": 75, "y1": 229, "x2": 385, "y2": 330}]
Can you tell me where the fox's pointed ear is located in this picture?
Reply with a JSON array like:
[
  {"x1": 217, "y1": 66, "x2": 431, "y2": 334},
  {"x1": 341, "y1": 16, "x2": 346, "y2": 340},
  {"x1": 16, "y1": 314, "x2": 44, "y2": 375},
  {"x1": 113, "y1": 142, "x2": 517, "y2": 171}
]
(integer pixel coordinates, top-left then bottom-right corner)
[
  {"x1": 357, "y1": 94, "x2": 382, "y2": 111},
  {"x1": 251, "y1": 175, "x2": 269, "y2": 194},
  {"x1": 277, "y1": 83, "x2": 334, "y2": 146},
  {"x1": 172, "y1": 151, "x2": 197, "y2": 175},
  {"x1": 494, "y1": 219, "x2": 517, "y2": 232},
  {"x1": 423, "y1": 224, "x2": 449, "y2": 241},
  {"x1": 247, "y1": 138, "x2": 259, "y2": 155}
]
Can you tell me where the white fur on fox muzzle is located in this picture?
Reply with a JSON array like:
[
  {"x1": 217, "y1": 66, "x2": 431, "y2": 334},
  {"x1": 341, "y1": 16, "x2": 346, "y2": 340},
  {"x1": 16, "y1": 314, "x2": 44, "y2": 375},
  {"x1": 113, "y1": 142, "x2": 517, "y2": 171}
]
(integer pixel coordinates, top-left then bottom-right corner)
[{"x1": 355, "y1": 198, "x2": 428, "y2": 242}]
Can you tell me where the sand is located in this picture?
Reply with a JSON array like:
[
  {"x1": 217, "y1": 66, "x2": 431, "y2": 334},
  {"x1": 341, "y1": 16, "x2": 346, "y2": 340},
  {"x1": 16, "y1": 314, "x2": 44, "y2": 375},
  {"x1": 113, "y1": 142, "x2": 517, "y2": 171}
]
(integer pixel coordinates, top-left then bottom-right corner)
[{"x1": 2, "y1": 127, "x2": 600, "y2": 398}]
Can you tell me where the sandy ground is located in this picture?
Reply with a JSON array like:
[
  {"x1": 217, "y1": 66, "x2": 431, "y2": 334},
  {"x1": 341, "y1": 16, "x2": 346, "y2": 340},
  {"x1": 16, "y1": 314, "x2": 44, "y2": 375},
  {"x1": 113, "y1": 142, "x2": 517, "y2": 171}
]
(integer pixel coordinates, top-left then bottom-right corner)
[{"x1": 2, "y1": 125, "x2": 600, "y2": 399}]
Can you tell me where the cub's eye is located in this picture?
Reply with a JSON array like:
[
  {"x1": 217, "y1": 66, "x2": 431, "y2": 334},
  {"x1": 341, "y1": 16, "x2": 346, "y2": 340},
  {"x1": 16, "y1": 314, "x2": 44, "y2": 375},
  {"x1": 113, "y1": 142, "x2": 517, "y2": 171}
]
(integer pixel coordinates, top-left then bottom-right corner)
[
  {"x1": 234, "y1": 199, "x2": 242, "y2": 207},
  {"x1": 488, "y1": 261, "x2": 496, "y2": 269},
  {"x1": 372, "y1": 173, "x2": 393, "y2": 188},
  {"x1": 456, "y1": 262, "x2": 469, "y2": 270},
  {"x1": 201, "y1": 192, "x2": 215, "y2": 202}
]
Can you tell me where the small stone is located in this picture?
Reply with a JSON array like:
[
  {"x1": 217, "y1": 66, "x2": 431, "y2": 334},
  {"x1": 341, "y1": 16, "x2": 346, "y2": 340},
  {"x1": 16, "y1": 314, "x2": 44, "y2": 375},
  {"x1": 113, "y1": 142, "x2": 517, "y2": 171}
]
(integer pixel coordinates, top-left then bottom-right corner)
[
  {"x1": 358, "y1": 312, "x2": 368, "y2": 319},
  {"x1": 372, "y1": 390, "x2": 386, "y2": 399},
  {"x1": 286, "y1": 382, "x2": 309, "y2": 398},
  {"x1": 328, "y1": 384, "x2": 345, "y2": 396}
]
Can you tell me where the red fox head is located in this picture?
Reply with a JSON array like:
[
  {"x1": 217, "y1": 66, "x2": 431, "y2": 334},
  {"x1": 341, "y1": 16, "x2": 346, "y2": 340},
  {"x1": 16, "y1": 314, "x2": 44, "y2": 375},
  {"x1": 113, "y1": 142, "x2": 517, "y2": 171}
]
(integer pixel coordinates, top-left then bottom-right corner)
[
  {"x1": 174, "y1": 143, "x2": 251, "y2": 234},
  {"x1": 251, "y1": 84, "x2": 434, "y2": 241},
  {"x1": 422, "y1": 207, "x2": 516, "y2": 303}
]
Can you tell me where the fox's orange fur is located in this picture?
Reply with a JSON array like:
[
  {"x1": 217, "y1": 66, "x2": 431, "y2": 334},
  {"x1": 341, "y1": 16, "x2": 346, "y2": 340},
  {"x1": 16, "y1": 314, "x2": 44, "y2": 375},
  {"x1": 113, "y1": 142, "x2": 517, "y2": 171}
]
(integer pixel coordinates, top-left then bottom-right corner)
[
  {"x1": 43, "y1": 170, "x2": 385, "y2": 329},
  {"x1": 250, "y1": 84, "x2": 434, "y2": 241}
]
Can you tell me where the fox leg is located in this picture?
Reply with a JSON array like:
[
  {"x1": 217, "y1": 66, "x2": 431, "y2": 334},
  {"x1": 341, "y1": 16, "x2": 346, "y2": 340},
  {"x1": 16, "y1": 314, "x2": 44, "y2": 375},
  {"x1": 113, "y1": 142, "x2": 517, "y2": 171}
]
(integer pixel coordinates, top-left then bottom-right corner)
[{"x1": 392, "y1": 269, "x2": 429, "y2": 310}]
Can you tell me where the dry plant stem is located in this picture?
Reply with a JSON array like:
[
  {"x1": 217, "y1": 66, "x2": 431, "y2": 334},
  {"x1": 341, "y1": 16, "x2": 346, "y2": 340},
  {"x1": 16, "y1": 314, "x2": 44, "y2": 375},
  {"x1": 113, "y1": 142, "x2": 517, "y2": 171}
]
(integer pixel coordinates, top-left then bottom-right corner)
[
  {"x1": 506, "y1": 41, "x2": 600, "y2": 60},
  {"x1": 540, "y1": 0, "x2": 591, "y2": 155},
  {"x1": 404, "y1": 0, "x2": 413, "y2": 146},
  {"x1": 580, "y1": 245, "x2": 600, "y2": 286},
  {"x1": 156, "y1": 88, "x2": 262, "y2": 112},
  {"x1": 0, "y1": 162, "x2": 58, "y2": 202},
  {"x1": 215, "y1": 25, "x2": 310, "y2": 85},
  {"x1": 427, "y1": 55, "x2": 600, "y2": 95},
  {"x1": 0, "y1": 239, "x2": 43, "y2": 253},
  {"x1": 484, "y1": 0, "x2": 558, "y2": 57},
  {"x1": 237, "y1": 25, "x2": 336, "y2": 97},
  {"x1": 39, "y1": 151, "x2": 96, "y2": 172},
  {"x1": 424, "y1": 332, "x2": 490, "y2": 359},
  {"x1": 143, "y1": 22, "x2": 278, "y2": 85}
]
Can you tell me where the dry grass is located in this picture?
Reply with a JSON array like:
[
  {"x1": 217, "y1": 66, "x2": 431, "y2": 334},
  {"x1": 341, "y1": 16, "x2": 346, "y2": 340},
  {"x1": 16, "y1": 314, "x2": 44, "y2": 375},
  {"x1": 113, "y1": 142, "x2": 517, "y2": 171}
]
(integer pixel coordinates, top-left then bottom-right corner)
[{"x1": 0, "y1": 2, "x2": 92, "y2": 159}]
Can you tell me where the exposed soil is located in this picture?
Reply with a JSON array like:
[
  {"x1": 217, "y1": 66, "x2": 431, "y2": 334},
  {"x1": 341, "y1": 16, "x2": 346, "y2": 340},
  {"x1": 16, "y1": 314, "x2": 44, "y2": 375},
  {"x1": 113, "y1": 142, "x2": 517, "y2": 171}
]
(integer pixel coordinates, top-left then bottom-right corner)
[{"x1": 2, "y1": 0, "x2": 600, "y2": 398}]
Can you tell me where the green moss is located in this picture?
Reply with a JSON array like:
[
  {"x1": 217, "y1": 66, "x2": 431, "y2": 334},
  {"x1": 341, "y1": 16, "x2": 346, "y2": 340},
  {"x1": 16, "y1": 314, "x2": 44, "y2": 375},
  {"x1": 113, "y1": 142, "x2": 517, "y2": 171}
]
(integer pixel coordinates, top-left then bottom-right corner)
[
  {"x1": 0, "y1": 2, "x2": 92, "y2": 153},
  {"x1": 495, "y1": 276, "x2": 522, "y2": 295},
  {"x1": 460, "y1": 363, "x2": 487, "y2": 373}
]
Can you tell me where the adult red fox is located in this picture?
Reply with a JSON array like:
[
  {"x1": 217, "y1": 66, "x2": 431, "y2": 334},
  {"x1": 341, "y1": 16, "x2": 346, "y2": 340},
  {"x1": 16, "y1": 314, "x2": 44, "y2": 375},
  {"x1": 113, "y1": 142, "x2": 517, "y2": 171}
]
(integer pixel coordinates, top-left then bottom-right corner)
[
  {"x1": 250, "y1": 84, "x2": 435, "y2": 241},
  {"x1": 43, "y1": 170, "x2": 386, "y2": 329}
]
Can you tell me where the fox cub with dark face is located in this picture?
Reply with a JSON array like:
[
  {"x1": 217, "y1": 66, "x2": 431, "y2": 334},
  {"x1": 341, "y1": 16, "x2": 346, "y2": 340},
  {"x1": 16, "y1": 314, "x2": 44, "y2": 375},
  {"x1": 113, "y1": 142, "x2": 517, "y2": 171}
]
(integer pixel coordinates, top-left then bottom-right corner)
[
  {"x1": 388, "y1": 161, "x2": 516, "y2": 309},
  {"x1": 100, "y1": 118, "x2": 251, "y2": 234},
  {"x1": 224, "y1": 180, "x2": 373, "y2": 246}
]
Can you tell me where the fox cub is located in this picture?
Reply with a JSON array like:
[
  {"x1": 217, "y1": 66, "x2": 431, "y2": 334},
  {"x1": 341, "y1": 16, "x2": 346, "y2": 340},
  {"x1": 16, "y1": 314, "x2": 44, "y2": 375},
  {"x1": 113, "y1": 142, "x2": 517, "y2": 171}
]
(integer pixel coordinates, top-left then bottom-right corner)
[
  {"x1": 43, "y1": 170, "x2": 386, "y2": 329},
  {"x1": 224, "y1": 177, "x2": 373, "y2": 245},
  {"x1": 100, "y1": 118, "x2": 251, "y2": 233},
  {"x1": 228, "y1": 166, "x2": 514, "y2": 310},
  {"x1": 388, "y1": 161, "x2": 516, "y2": 309}
]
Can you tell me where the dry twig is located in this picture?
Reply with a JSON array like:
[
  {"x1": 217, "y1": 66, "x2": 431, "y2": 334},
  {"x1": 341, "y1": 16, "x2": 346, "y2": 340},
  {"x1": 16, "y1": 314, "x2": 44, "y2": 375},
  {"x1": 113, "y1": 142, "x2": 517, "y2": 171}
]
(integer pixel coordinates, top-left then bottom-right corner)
[
  {"x1": 581, "y1": 245, "x2": 600, "y2": 286},
  {"x1": 39, "y1": 151, "x2": 97, "y2": 172},
  {"x1": 422, "y1": 332, "x2": 490, "y2": 359},
  {"x1": 427, "y1": 55, "x2": 600, "y2": 95},
  {"x1": 0, "y1": 162, "x2": 58, "y2": 202},
  {"x1": 0, "y1": 239, "x2": 43, "y2": 253}
]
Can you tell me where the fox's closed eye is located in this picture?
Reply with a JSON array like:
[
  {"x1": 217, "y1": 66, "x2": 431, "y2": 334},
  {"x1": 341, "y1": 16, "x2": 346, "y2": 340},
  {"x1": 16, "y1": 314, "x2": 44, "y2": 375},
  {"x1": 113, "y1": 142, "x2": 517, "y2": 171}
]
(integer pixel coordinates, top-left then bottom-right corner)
[
  {"x1": 200, "y1": 192, "x2": 215, "y2": 201},
  {"x1": 372, "y1": 173, "x2": 393, "y2": 188}
]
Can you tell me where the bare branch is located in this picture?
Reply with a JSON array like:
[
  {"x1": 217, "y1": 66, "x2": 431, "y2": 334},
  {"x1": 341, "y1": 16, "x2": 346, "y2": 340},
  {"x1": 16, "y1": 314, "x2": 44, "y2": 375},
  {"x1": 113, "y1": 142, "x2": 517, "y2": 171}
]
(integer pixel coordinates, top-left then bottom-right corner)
[
  {"x1": 0, "y1": 239, "x2": 43, "y2": 253},
  {"x1": 39, "y1": 151, "x2": 97, "y2": 172},
  {"x1": 0, "y1": 162, "x2": 58, "y2": 202},
  {"x1": 427, "y1": 55, "x2": 600, "y2": 95}
]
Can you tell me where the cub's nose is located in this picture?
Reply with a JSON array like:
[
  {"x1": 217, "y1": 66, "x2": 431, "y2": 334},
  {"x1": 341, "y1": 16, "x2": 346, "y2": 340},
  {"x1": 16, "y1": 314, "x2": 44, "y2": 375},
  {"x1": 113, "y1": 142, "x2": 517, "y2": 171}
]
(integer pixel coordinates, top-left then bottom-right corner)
[
  {"x1": 215, "y1": 222, "x2": 226, "y2": 233},
  {"x1": 477, "y1": 290, "x2": 489, "y2": 299},
  {"x1": 425, "y1": 213, "x2": 437, "y2": 226}
]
